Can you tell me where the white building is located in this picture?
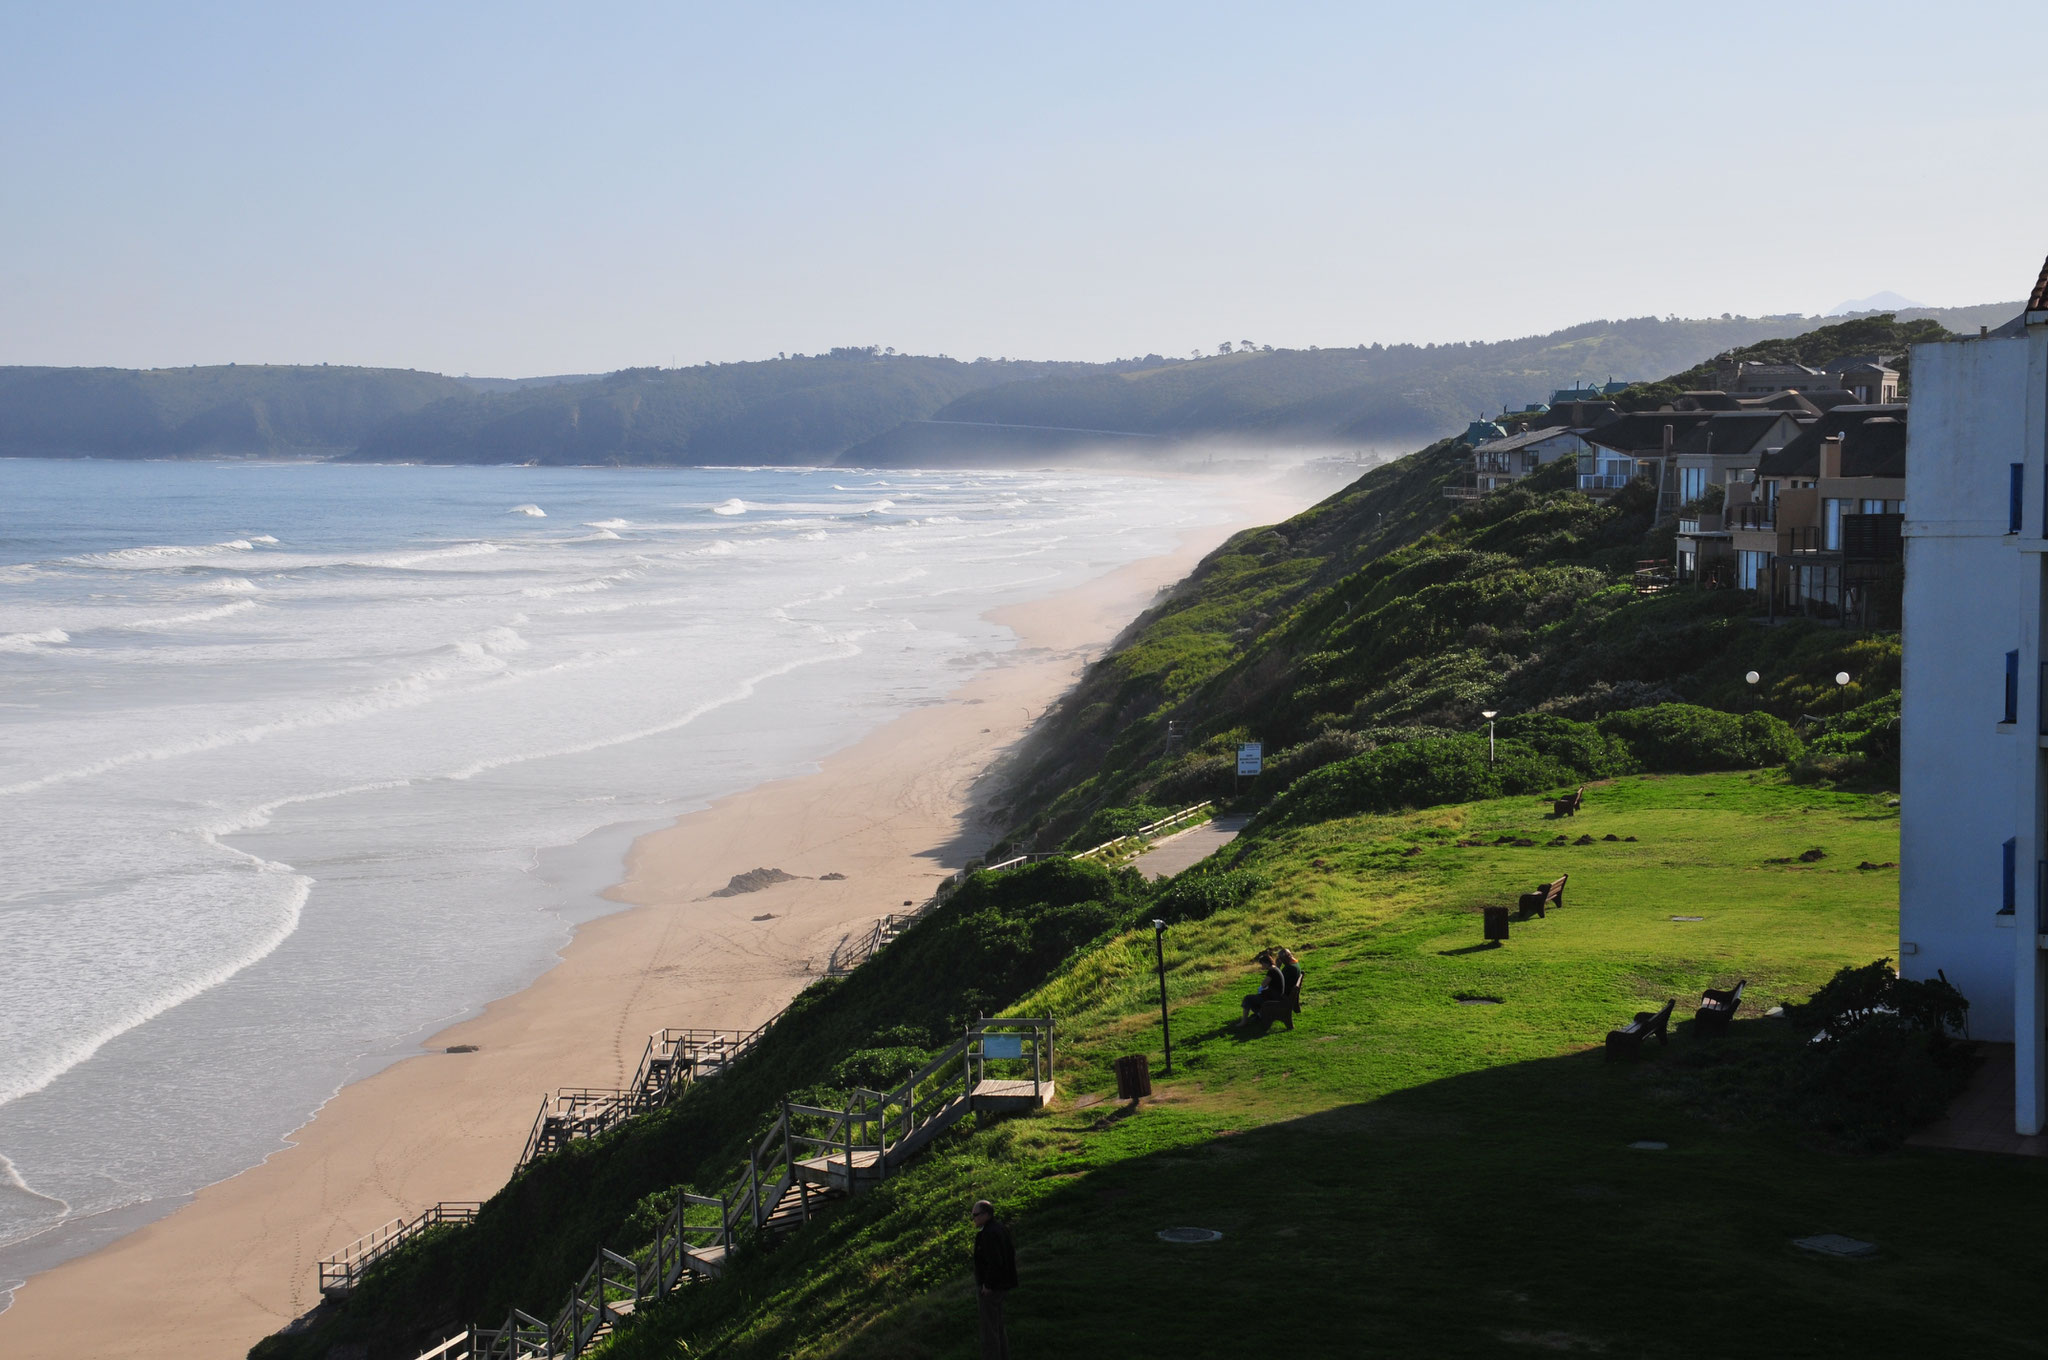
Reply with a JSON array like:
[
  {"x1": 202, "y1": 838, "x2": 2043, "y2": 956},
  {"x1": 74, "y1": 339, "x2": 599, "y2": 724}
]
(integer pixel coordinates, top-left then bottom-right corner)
[{"x1": 1899, "y1": 265, "x2": 2048, "y2": 1137}]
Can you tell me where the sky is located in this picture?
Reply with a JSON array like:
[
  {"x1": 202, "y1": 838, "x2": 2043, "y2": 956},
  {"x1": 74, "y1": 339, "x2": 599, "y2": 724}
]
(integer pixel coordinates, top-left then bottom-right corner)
[{"x1": 3, "y1": 1, "x2": 2045, "y2": 376}]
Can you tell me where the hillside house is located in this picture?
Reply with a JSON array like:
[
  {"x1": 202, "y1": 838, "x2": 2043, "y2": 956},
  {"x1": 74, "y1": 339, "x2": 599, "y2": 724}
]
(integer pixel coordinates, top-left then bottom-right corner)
[
  {"x1": 1448, "y1": 427, "x2": 1591, "y2": 499},
  {"x1": 1721, "y1": 406, "x2": 1906, "y2": 620},
  {"x1": 1897, "y1": 262, "x2": 2048, "y2": 1140}
]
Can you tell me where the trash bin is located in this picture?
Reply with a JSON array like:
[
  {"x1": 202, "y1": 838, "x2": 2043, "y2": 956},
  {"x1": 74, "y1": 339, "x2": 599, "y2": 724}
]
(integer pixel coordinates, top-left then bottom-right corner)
[
  {"x1": 1482, "y1": 906, "x2": 1511, "y2": 941},
  {"x1": 1113, "y1": 1053, "x2": 1152, "y2": 1101}
]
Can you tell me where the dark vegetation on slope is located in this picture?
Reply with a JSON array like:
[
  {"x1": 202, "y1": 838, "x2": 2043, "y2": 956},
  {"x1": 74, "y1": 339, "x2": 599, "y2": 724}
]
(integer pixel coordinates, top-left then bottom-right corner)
[
  {"x1": 1612, "y1": 312, "x2": 1952, "y2": 411},
  {"x1": 252, "y1": 860, "x2": 1172, "y2": 1360},
  {"x1": 990, "y1": 322, "x2": 1908, "y2": 853},
  {"x1": 0, "y1": 365, "x2": 470, "y2": 458}
]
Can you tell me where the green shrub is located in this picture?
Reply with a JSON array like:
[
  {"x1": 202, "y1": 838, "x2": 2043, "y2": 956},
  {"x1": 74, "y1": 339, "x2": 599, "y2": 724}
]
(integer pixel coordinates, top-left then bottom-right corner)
[
  {"x1": 1063, "y1": 803, "x2": 1172, "y2": 851},
  {"x1": 1493, "y1": 712, "x2": 1638, "y2": 778},
  {"x1": 1597, "y1": 703, "x2": 1801, "y2": 772},
  {"x1": 1261, "y1": 735, "x2": 1576, "y2": 827},
  {"x1": 1784, "y1": 959, "x2": 1974, "y2": 1150},
  {"x1": 1152, "y1": 868, "x2": 1268, "y2": 926}
]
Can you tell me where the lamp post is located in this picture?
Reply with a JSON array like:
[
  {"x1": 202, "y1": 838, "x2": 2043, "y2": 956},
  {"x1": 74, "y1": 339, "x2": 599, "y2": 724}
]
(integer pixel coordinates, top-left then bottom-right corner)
[
  {"x1": 1481, "y1": 710, "x2": 1498, "y2": 764},
  {"x1": 1834, "y1": 670, "x2": 1851, "y2": 723},
  {"x1": 1152, "y1": 919, "x2": 1172, "y2": 1074},
  {"x1": 1745, "y1": 670, "x2": 1760, "y2": 714}
]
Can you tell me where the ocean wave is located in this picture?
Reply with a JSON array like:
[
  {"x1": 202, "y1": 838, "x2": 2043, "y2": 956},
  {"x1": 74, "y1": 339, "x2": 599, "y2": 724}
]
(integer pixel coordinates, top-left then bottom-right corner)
[
  {"x1": 511, "y1": 504, "x2": 547, "y2": 517},
  {"x1": 0, "y1": 629, "x2": 69, "y2": 652},
  {"x1": 583, "y1": 519, "x2": 631, "y2": 529},
  {"x1": 377, "y1": 542, "x2": 503, "y2": 570},
  {"x1": 710, "y1": 498, "x2": 747, "y2": 516},
  {"x1": 206, "y1": 577, "x2": 262, "y2": 594},
  {"x1": 124, "y1": 599, "x2": 257, "y2": 630},
  {"x1": 0, "y1": 862, "x2": 310, "y2": 1112},
  {"x1": 72, "y1": 538, "x2": 258, "y2": 567},
  {"x1": 0, "y1": 625, "x2": 534, "y2": 799},
  {"x1": 442, "y1": 641, "x2": 861, "y2": 781}
]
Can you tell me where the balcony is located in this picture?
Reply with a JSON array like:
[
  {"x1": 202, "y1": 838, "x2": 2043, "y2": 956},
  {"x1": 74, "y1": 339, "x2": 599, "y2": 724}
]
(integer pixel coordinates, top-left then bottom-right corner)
[
  {"x1": 1578, "y1": 472, "x2": 1633, "y2": 492},
  {"x1": 1731, "y1": 503, "x2": 1775, "y2": 531}
]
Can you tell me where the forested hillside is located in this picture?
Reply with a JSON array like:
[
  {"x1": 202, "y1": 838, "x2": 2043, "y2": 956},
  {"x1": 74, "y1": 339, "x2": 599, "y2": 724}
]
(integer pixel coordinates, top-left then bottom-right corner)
[
  {"x1": 18, "y1": 308, "x2": 2015, "y2": 465},
  {"x1": 0, "y1": 365, "x2": 468, "y2": 458},
  {"x1": 343, "y1": 353, "x2": 1071, "y2": 466},
  {"x1": 849, "y1": 314, "x2": 1841, "y2": 463}
]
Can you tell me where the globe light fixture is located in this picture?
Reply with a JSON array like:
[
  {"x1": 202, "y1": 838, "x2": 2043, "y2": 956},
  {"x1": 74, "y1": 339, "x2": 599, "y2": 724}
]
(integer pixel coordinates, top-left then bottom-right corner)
[{"x1": 1481, "y1": 710, "x2": 1498, "y2": 764}]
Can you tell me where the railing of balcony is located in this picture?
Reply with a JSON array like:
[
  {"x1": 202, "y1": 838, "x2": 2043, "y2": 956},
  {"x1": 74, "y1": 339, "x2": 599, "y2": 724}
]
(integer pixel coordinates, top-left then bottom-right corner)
[
  {"x1": 1578, "y1": 473, "x2": 1633, "y2": 491},
  {"x1": 1731, "y1": 503, "x2": 1774, "y2": 530}
]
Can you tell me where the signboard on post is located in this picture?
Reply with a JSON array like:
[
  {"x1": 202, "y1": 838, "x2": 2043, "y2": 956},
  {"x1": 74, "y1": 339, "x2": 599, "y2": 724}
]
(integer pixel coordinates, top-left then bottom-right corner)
[{"x1": 1236, "y1": 742, "x2": 1263, "y2": 777}]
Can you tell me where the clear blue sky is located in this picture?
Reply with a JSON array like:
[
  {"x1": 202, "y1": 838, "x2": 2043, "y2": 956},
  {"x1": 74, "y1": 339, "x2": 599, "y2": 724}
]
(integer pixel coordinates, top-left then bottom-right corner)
[{"x1": 3, "y1": 1, "x2": 2043, "y2": 375}]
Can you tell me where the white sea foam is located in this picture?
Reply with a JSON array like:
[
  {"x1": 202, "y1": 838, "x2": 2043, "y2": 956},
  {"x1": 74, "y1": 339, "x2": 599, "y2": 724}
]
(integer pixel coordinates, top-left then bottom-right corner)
[
  {"x1": 710, "y1": 498, "x2": 747, "y2": 516},
  {"x1": 583, "y1": 519, "x2": 630, "y2": 529},
  {"x1": 123, "y1": 600, "x2": 258, "y2": 630},
  {"x1": 511, "y1": 504, "x2": 547, "y2": 517},
  {"x1": 0, "y1": 629, "x2": 68, "y2": 652}
]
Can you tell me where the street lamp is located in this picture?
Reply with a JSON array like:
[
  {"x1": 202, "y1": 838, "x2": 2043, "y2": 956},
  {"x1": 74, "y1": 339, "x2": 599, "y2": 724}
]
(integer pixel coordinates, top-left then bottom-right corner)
[
  {"x1": 1745, "y1": 670, "x2": 1760, "y2": 713},
  {"x1": 1151, "y1": 919, "x2": 1173, "y2": 1074},
  {"x1": 1481, "y1": 710, "x2": 1498, "y2": 764},
  {"x1": 1834, "y1": 671, "x2": 1851, "y2": 722}
]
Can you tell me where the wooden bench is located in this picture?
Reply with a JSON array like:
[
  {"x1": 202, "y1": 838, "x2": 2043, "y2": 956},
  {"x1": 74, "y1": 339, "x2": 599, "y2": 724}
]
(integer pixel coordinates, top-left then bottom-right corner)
[
  {"x1": 1693, "y1": 979, "x2": 1746, "y2": 1036},
  {"x1": 1256, "y1": 975, "x2": 1304, "y2": 1030},
  {"x1": 1604, "y1": 998, "x2": 1675, "y2": 1059},
  {"x1": 1517, "y1": 874, "x2": 1567, "y2": 918},
  {"x1": 1552, "y1": 787, "x2": 1584, "y2": 818}
]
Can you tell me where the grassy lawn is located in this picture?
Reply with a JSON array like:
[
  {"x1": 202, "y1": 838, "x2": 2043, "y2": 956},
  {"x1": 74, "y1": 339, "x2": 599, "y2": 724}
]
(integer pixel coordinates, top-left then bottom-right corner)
[{"x1": 601, "y1": 775, "x2": 2048, "y2": 1360}]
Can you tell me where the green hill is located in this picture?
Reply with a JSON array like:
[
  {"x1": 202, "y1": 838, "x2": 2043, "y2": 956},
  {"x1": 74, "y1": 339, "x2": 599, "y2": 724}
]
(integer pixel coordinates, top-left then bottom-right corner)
[
  {"x1": 0, "y1": 365, "x2": 470, "y2": 458},
  {"x1": 5, "y1": 312, "x2": 1891, "y2": 465},
  {"x1": 248, "y1": 316, "x2": 1961, "y2": 1360}
]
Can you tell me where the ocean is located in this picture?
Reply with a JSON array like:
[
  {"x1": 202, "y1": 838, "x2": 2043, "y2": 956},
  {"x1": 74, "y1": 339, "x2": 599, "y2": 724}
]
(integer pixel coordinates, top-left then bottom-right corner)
[{"x1": 0, "y1": 458, "x2": 1235, "y2": 1304}]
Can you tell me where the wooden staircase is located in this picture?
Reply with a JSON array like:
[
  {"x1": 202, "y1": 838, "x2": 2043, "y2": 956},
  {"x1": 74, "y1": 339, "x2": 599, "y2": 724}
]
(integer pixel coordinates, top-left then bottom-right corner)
[{"x1": 417, "y1": 1018, "x2": 1055, "y2": 1360}]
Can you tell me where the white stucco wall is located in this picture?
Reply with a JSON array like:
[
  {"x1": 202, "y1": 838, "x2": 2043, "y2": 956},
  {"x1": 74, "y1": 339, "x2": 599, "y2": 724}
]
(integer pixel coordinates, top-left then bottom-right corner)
[{"x1": 1900, "y1": 333, "x2": 2035, "y2": 1045}]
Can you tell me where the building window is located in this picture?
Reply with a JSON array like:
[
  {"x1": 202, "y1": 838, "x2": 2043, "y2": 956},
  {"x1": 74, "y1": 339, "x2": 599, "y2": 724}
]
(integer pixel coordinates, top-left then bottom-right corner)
[
  {"x1": 2003, "y1": 837, "x2": 2017, "y2": 913},
  {"x1": 1737, "y1": 550, "x2": 1766, "y2": 591},
  {"x1": 1824, "y1": 498, "x2": 1844, "y2": 551},
  {"x1": 2005, "y1": 650, "x2": 2020, "y2": 723},
  {"x1": 2010, "y1": 463, "x2": 2025, "y2": 534}
]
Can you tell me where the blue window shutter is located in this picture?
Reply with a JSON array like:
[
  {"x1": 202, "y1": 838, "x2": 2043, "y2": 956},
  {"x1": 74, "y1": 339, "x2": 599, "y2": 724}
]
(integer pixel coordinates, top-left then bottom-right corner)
[
  {"x1": 2003, "y1": 838, "x2": 2018, "y2": 912},
  {"x1": 2006, "y1": 650, "x2": 2020, "y2": 722},
  {"x1": 2012, "y1": 463, "x2": 2026, "y2": 533}
]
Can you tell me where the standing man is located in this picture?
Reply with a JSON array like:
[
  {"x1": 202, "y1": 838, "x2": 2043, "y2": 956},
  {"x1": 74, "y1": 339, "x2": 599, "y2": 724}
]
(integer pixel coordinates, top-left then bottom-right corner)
[{"x1": 970, "y1": 1197, "x2": 1017, "y2": 1359}]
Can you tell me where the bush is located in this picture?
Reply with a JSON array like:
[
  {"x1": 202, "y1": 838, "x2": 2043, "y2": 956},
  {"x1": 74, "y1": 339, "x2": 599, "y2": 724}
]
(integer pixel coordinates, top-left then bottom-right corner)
[
  {"x1": 1152, "y1": 868, "x2": 1268, "y2": 926},
  {"x1": 1261, "y1": 734, "x2": 1576, "y2": 827},
  {"x1": 1784, "y1": 959, "x2": 1974, "y2": 1149},
  {"x1": 1597, "y1": 703, "x2": 1802, "y2": 772},
  {"x1": 1063, "y1": 803, "x2": 1172, "y2": 852},
  {"x1": 1493, "y1": 712, "x2": 1638, "y2": 778}
]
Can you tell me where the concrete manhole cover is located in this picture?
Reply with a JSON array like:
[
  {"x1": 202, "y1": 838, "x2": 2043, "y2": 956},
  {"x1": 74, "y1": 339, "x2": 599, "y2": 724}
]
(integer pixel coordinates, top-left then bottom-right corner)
[{"x1": 1157, "y1": 1227, "x2": 1224, "y2": 1243}]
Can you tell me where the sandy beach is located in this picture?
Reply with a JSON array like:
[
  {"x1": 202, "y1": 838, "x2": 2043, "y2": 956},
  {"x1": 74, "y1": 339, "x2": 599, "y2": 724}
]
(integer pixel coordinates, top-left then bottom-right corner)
[{"x1": 0, "y1": 482, "x2": 1298, "y2": 1360}]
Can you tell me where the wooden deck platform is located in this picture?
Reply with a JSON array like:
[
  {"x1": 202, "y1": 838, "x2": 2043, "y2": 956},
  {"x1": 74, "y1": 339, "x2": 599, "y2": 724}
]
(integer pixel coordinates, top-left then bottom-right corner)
[{"x1": 971, "y1": 1078, "x2": 1056, "y2": 1112}]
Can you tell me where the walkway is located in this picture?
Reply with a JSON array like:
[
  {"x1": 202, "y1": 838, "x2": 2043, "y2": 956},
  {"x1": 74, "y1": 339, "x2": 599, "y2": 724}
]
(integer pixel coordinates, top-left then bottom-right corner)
[
  {"x1": 1907, "y1": 1043, "x2": 2048, "y2": 1158},
  {"x1": 1130, "y1": 814, "x2": 1249, "y2": 879}
]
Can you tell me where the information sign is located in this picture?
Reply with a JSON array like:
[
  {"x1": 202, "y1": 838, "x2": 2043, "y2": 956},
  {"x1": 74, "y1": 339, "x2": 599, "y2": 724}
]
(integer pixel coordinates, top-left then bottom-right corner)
[{"x1": 1236, "y1": 742, "x2": 1263, "y2": 777}]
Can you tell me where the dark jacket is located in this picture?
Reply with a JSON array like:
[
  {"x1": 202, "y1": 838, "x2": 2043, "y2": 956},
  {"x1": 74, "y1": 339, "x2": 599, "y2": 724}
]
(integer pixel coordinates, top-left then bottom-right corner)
[
  {"x1": 1279, "y1": 962, "x2": 1302, "y2": 995},
  {"x1": 1260, "y1": 964, "x2": 1285, "y2": 997},
  {"x1": 974, "y1": 1219, "x2": 1018, "y2": 1291}
]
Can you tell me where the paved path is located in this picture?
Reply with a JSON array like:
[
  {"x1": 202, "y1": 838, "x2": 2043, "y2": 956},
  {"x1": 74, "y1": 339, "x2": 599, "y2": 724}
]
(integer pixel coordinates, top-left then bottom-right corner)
[{"x1": 1130, "y1": 814, "x2": 1250, "y2": 879}]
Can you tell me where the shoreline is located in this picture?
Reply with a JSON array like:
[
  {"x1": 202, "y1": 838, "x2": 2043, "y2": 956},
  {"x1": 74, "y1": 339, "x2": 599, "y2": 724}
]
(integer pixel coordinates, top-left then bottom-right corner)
[{"x1": 0, "y1": 482, "x2": 1302, "y2": 1360}]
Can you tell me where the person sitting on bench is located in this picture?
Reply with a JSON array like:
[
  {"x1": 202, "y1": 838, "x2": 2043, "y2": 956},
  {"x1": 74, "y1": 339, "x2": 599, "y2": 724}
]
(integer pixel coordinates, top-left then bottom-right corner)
[
  {"x1": 1240, "y1": 950, "x2": 1282, "y2": 1022},
  {"x1": 1276, "y1": 947, "x2": 1302, "y2": 999}
]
